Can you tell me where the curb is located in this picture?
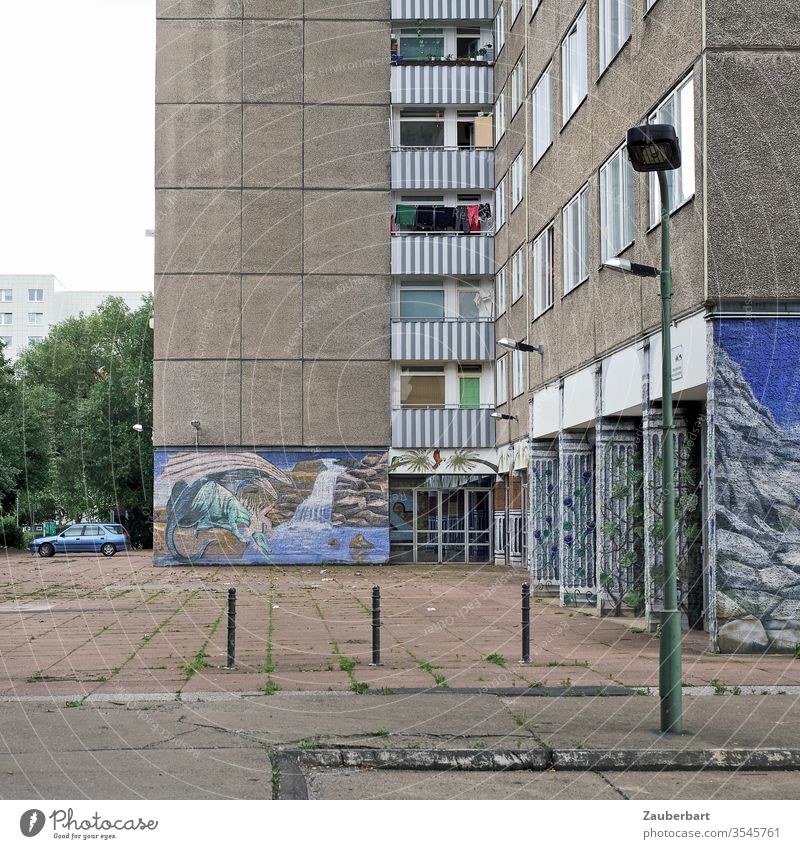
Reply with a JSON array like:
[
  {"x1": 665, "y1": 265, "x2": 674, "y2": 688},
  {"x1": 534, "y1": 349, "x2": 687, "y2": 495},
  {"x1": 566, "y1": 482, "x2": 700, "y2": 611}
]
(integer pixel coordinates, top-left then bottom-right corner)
[{"x1": 293, "y1": 747, "x2": 800, "y2": 772}]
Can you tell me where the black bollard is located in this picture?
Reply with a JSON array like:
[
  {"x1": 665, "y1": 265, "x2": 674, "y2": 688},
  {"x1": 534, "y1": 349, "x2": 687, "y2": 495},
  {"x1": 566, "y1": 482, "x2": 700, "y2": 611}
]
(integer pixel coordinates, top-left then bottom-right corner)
[
  {"x1": 226, "y1": 587, "x2": 236, "y2": 670},
  {"x1": 370, "y1": 585, "x2": 382, "y2": 667},
  {"x1": 521, "y1": 583, "x2": 531, "y2": 664}
]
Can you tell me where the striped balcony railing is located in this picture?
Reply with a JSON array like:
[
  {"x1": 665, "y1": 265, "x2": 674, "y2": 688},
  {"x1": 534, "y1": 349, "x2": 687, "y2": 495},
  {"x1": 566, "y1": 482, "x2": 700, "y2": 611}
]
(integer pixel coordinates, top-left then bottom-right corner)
[
  {"x1": 392, "y1": 406, "x2": 496, "y2": 448},
  {"x1": 391, "y1": 319, "x2": 494, "y2": 361},
  {"x1": 391, "y1": 147, "x2": 494, "y2": 190},
  {"x1": 391, "y1": 233, "x2": 494, "y2": 276},
  {"x1": 391, "y1": 0, "x2": 494, "y2": 19},
  {"x1": 391, "y1": 63, "x2": 493, "y2": 105}
]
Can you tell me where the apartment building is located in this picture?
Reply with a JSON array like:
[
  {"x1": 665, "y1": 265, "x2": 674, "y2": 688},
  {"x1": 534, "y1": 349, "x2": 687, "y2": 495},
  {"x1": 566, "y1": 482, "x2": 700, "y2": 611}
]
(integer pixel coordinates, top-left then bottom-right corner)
[
  {"x1": 0, "y1": 274, "x2": 148, "y2": 361},
  {"x1": 492, "y1": 0, "x2": 800, "y2": 653},
  {"x1": 153, "y1": 0, "x2": 498, "y2": 567}
]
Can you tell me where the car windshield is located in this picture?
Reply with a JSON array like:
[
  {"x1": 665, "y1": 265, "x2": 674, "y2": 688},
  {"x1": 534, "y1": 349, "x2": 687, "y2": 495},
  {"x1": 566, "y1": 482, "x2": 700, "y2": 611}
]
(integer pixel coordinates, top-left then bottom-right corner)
[{"x1": 103, "y1": 525, "x2": 125, "y2": 534}]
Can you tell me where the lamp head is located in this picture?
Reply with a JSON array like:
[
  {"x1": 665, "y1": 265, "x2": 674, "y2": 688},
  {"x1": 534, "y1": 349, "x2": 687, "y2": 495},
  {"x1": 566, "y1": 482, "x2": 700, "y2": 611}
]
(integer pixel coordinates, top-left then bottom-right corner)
[
  {"x1": 132, "y1": 423, "x2": 143, "y2": 433},
  {"x1": 626, "y1": 124, "x2": 681, "y2": 173}
]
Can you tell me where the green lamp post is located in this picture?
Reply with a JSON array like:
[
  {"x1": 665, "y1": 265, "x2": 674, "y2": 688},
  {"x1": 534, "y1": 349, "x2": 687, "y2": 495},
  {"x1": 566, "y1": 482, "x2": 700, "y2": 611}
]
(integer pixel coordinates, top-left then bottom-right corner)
[{"x1": 603, "y1": 123, "x2": 683, "y2": 734}]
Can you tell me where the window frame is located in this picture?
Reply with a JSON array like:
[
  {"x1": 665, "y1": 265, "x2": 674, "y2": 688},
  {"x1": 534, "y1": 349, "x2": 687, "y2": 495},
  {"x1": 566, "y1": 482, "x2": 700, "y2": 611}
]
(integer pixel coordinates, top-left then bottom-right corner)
[
  {"x1": 647, "y1": 74, "x2": 695, "y2": 228},
  {"x1": 531, "y1": 63, "x2": 553, "y2": 166},
  {"x1": 561, "y1": 6, "x2": 588, "y2": 127},
  {"x1": 399, "y1": 364, "x2": 446, "y2": 409},
  {"x1": 0, "y1": 289, "x2": 12, "y2": 302},
  {"x1": 598, "y1": 0, "x2": 632, "y2": 74},
  {"x1": 493, "y1": 3, "x2": 506, "y2": 56},
  {"x1": 495, "y1": 266, "x2": 507, "y2": 316},
  {"x1": 495, "y1": 354, "x2": 508, "y2": 407},
  {"x1": 510, "y1": 59, "x2": 524, "y2": 116},
  {"x1": 511, "y1": 0, "x2": 523, "y2": 24},
  {"x1": 28, "y1": 312, "x2": 43, "y2": 326},
  {"x1": 511, "y1": 152, "x2": 525, "y2": 210},
  {"x1": 512, "y1": 348, "x2": 525, "y2": 398},
  {"x1": 562, "y1": 184, "x2": 590, "y2": 296},
  {"x1": 511, "y1": 246, "x2": 525, "y2": 303},
  {"x1": 532, "y1": 224, "x2": 555, "y2": 319},
  {"x1": 0, "y1": 313, "x2": 12, "y2": 326},
  {"x1": 28, "y1": 288, "x2": 44, "y2": 302},
  {"x1": 599, "y1": 143, "x2": 635, "y2": 263},
  {"x1": 495, "y1": 176, "x2": 507, "y2": 230},
  {"x1": 494, "y1": 90, "x2": 506, "y2": 145}
]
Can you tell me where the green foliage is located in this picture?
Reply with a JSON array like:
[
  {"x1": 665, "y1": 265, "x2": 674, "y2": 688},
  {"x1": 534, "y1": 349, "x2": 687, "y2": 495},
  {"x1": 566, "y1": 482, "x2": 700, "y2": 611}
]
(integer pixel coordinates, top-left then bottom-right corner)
[
  {"x1": 485, "y1": 653, "x2": 506, "y2": 668},
  {"x1": 0, "y1": 296, "x2": 153, "y2": 545},
  {"x1": 0, "y1": 515, "x2": 24, "y2": 549}
]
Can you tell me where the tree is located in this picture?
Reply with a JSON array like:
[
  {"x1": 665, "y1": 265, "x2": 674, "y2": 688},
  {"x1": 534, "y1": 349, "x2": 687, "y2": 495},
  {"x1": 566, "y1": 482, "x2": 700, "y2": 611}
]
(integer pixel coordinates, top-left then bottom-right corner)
[{"x1": 12, "y1": 295, "x2": 154, "y2": 546}]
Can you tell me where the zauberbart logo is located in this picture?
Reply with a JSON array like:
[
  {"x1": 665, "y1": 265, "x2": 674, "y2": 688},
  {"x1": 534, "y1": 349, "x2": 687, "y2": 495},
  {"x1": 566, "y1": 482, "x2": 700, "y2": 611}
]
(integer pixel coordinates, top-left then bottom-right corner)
[{"x1": 19, "y1": 809, "x2": 46, "y2": 837}]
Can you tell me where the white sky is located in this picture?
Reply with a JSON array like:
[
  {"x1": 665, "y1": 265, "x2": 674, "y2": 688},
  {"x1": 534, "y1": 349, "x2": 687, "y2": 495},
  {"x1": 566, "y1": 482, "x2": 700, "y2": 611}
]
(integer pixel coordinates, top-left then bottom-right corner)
[{"x1": 0, "y1": 0, "x2": 155, "y2": 292}]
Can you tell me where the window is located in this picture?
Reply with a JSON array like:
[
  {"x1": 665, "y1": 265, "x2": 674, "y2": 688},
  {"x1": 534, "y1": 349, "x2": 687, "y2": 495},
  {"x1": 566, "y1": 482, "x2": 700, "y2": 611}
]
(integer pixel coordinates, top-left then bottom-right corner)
[
  {"x1": 0, "y1": 336, "x2": 11, "y2": 348},
  {"x1": 459, "y1": 365, "x2": 482, "y2": 409},
  {"x1": 28, "y1": 288, "x2": 44, "y2": 302},
  {"x1": 27, "y1": 336, "x2": 44, "y2": 346},
  {"x1": 1, "y1": 313, "x2": 11, "y2": 325},
  {"x1": 400, "y1": 366, "x2": 445, "y2": 408},
  {"x1": 511, "y1": 60, "x2": 524, "y2": 115},
  {"x1": 511, "y1": 247, "x2": 525, "y2": 302},
  {"x1": 0, "y1": 289, "x2": 11, "y2": 302},
  {"x1": 494, "y1": 91, "x2": 506, "y2": 144},
  {"x1": 645, "y1": 0, "x2": 659, "y2": 11},
  {"x1": 83, "y1": 525, "x2": 102, "y2": 536},
  {"x1": 496, "y1": 355, "x2": 508, "y2": 406},
  {"x1": 457, "y1": 111, "x2": 489, "y2": 148},
  {"x1": 600, "y1": 145, "x2": 635, "y2": 262},
  {"x1": 63, "y1": 526, "x2": 84, "y2": 538},
  {"x1": 512, "y1": 348, "x2": 525, "y2": 398},
  {"x1": 531, "y1": 64, "x2": 553, "y2": 165},
  {"x1": 456, "y1": 28, "x2": 481, "y2": 59},
  {"x1": 28, "y1": 312, "x2": 43, "y2": 326},
  {"x1": 511, "y1": 0, "x2": 523, "y2": 22},
  {"x1": 562, "y1": 185, "x2": 589, "y2": 294},
  {"x1": 561, "y1": 6, "x2": 587, "y2": 125},
  {"x1": 532, "y1": 225, "x2": 554, "y2": 318},
  {"x1": 511, "y1": 153, "x2": 524, "y2": 209},
  {"x1": 399, "y1": 109, "x2": 444, "y2": 147},
  {"x1": 457, "y1": 282, "x2": 481, "y2": 320},
  {"x1": 599, "y1": 0, "x2": 632, "y2": 73},
  {"x1": 648, "y1": 75, "x2": 695, "y2": 227},
  {"x1": 399, "y1": 282, "x2": 445, "y2": 320},
  {"x1": 494, "y1": 4, "x2": 506, "y2": 55},
  {"x1": 495, "y1": 266, "x2": 507, "y2": 316},
  {"x1": 398, "y1": 28, "x2": 444, "y2": 59},
  {"x1": 496, "y1": 177, "x2": 507, "y2": 229}
]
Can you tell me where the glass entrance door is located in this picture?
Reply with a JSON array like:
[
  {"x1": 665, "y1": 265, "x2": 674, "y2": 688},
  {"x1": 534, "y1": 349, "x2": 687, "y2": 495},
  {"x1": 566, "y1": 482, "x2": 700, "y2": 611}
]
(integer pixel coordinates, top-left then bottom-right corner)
[
  {"x1": 415, "y1": 489, "x2": 440, "y2": 563},
  {"x1": 467, "y1": 490, "x2": 491, "y2": 562}
]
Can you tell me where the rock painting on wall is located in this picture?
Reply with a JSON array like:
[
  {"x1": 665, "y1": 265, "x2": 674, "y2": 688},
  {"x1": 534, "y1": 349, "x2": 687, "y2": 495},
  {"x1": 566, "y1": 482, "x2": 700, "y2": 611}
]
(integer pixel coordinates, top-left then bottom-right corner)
[
  {"x1": 153, "y1": 450, "x2": 390, "y2": 565},
  {"x1": 713, "y1": 319, "x2": 800, "y2": 652}
]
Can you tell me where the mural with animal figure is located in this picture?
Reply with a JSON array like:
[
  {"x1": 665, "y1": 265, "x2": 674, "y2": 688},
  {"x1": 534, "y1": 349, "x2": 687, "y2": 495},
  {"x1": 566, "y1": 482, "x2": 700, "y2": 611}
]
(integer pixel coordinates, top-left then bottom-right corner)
[{"x1": 154, "y1": 450, "x2": 390, "y2": 565}]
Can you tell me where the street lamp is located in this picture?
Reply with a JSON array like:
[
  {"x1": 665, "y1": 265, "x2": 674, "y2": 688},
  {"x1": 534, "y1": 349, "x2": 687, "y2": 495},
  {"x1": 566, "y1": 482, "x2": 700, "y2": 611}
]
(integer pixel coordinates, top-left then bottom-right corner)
[
  {"x1": 603, "y1": 123, "x2": 683, "y2": 734},
  {"x1": 497, "y1": 338, "x2": 545, "y2": 355},
  {"x1": 490, "y1": 412, "x2": 518, "y2": 421}
]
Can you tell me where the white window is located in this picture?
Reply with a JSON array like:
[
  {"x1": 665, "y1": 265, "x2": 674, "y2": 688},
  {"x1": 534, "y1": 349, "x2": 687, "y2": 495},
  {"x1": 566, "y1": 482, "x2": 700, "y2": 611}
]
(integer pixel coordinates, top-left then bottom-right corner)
[
  {"x1": 511, "y1": 0, "x2": 523, "y2": 22},
  {"x1": 28, "y1": 312, "x2": 43, "y2": 326},
  {"x1": 28, "y1": 288, "x2": 44, "y2": 302},
  {"x1": 511, "y1": 153, "x2": 524, "y2": 209},
  {"x1": 494, "y1": 91, "x2": 506, "y2": 144},
  {"x1": 645, "y1": 0, "x2": 659, "y2": 10},
  {"x1": 495, "y1": 266, "x2": 507, "y2": 316},
  {"x1": 599, "y1": 0, "x2": 632, "y2": 73},
  {"x1": 512, "y1": 348, "x2": 525, "y2": 398},
  {"x1": 562, "y1": 185, "x2": 589, "y2": 294},
  {"x1": 0, "y1": 336, "x2": 11, "y2": 348},
  {"x1": 496, "y1": 355, "x2": 508, "y2": 406},
  {"x1": 532, "y1": 225, "x2": 554, "y2": 318},
  {"x1": 496, "y1": 176, "x2": 507, "y2": 229},
  {"x1": 494, "y1": 4, "x2": 506, "y2": 54},
  {"x1": 531, "y1": 63, "x2": 553, "y2": 165},
  {"x1": 648, "y1": 74, "x2": 695, "y2": 227},
  {"x1": 561, "y1": 6, "x2": 587, "y2": 125},
  {"x1": 511, "y1": 60, "x2": 524, "y2": 115},
  {"x1": 511, "y1": 246, "x2": 525, "y2": 302},
  {"x1": 1, "y1": 313, "x2": 12, "y2": 325},
  {"x1": 600, "y1": 145, "x2": 635, "y2": 262},
  {"x1": 0, "y1": 289, "x2": 11, "y2": 302},
  {"x1": 27, "y1": 336, "x2": 43, "y2": 346}
]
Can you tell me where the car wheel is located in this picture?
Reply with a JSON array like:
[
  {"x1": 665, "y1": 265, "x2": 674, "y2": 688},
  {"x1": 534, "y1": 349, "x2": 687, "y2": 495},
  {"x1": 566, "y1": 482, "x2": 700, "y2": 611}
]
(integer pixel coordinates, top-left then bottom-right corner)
[
  {"x1": 38, "y1": 543, "x2": 55, "y2": 558},
  {"x1": 100, "y1": 543, "x2": 117, "y2": 557}
]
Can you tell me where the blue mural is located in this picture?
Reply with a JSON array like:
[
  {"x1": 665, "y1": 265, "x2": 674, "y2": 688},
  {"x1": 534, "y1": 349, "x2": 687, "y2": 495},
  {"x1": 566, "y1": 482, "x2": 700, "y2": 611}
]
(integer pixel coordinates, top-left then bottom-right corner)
[
  {"x1": 713, "y1": 318, "x2": 800, "y2": 652},
  {"x1": 154, "y1": 450, "x2": 389, "y2": 566}
]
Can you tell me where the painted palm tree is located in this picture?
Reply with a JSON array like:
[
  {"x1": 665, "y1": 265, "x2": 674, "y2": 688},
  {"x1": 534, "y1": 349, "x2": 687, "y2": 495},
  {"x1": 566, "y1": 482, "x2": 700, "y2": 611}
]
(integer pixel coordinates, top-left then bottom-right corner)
[{"x1": 446, "y1": 448, "x2": 498, "y2": 474}]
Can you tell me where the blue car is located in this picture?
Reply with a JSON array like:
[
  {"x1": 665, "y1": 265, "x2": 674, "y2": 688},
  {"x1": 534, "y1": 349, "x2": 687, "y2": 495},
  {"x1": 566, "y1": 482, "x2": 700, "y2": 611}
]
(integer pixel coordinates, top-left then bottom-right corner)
[{"x1": 30, "y1": 523, "x2": 130, "y2": 558}]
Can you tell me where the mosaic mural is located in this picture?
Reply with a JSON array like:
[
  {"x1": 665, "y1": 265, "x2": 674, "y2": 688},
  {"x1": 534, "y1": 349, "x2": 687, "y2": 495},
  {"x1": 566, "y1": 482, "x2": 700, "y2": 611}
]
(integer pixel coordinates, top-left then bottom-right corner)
[
  {"x1": 712, "y1": 318, "x2": 800, "y2": 652},
  {"x1": 154, "y1": 450, "x2": 389, "y2": 566}
]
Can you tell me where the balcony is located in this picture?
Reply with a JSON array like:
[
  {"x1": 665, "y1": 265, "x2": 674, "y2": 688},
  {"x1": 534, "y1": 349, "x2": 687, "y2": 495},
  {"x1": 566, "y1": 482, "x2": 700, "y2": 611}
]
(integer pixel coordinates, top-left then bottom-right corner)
[
  {"x1": 391, "y1": 147, "x2": 494, "y2": 191},
  {"x1": 391, "y1": 318, "x2": 494, "y2": 361},
  {"x1": 392, "y1": 405, "x2": 496, "y2": 448},
  {"x1": 391, "y1": 63, "x2": 493, "y2": 105},
  {"x1": 391, "y1": 233, "x2": 493, "y2": 276},
  {"x1": 391, "y1": 0, "x2": 495, "y2": 20}
]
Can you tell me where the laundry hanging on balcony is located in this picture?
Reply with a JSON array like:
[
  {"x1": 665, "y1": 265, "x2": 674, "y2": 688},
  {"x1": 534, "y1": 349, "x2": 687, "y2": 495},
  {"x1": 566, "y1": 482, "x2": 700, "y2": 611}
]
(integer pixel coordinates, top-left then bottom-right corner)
[{"x1": 393, "y1": 203, "x2": 492, "y2": 233}]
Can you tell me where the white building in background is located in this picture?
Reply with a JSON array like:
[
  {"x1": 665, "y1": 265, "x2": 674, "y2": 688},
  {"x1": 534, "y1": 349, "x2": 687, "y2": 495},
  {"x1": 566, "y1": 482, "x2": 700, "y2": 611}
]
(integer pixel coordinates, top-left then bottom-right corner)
[{"x1": 0, "y1": 275, "x2": 149, "y2": 361}]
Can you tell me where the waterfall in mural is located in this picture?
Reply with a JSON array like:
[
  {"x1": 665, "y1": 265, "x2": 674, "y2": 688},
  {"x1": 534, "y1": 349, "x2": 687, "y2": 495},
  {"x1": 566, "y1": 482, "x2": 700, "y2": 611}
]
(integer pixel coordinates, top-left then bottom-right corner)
[{"x1": 287, "y1": 459, "x2": 345, "y2": 529}]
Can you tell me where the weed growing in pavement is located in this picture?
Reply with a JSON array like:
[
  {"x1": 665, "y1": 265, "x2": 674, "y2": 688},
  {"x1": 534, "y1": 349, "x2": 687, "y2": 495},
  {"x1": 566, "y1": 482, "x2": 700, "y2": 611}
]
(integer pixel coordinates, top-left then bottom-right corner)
[
  {"x1": 351, "y1": 681, "x2": 369, "y2": 695},
  {"x1": 710, "y1": 678, "x2": 727, "y2": 695},
  {"x1": 485, "y1": 653, "x2": 506, "y2": 668},
  {"x1": 298, "y1": 737, "x2": 318, "y2": 750},
  {"x1": 560, "y1": 677, "x2": 573, "y2": 689},
  {"x1": 369, "y1": 727, "x2": 389, "y2": 737},
  {"x1": 64, "y1": 700, "x2": 84, "y2": 708},
  {"x1": 470, "y1": 741, "x2": 486, "y2": 749}
]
